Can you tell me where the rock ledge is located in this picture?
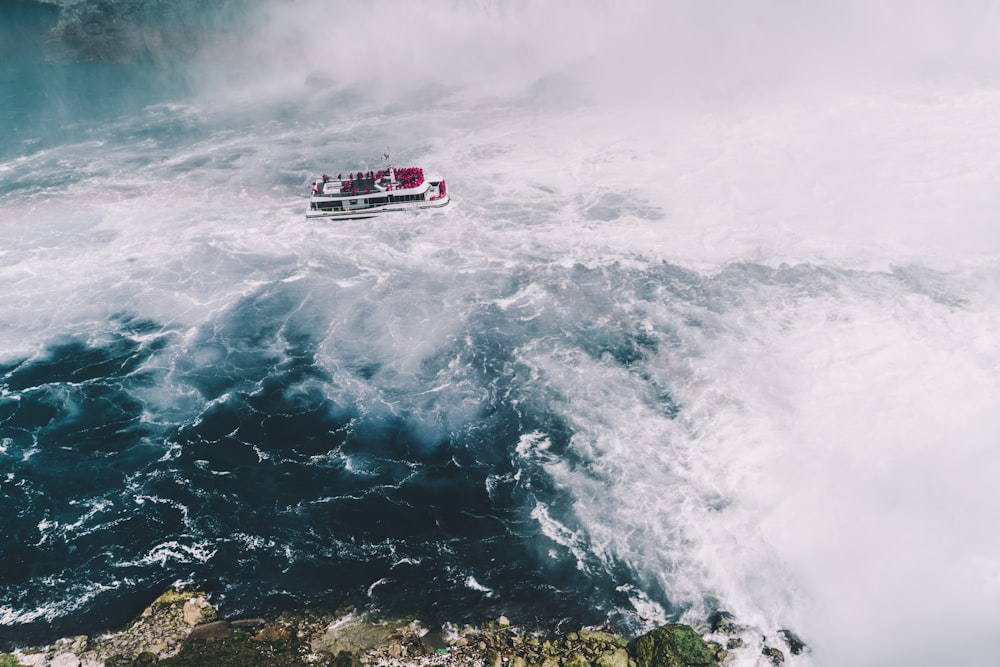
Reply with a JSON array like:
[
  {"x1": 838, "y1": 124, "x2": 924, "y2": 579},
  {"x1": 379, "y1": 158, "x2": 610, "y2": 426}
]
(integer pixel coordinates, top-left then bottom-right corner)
[{"x1": 5, "y1": 594, "x2": 807, "y2": 667}]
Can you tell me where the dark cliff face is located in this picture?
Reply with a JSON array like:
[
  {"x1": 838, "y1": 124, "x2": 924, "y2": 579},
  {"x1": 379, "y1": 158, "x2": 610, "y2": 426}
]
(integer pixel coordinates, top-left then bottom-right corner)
[
  {"x1": 8, "y1": 0, "x2": 257, "y2": 64},
  {"x1": 0, "y1": 0, "x2": 194, "y2": 155}
]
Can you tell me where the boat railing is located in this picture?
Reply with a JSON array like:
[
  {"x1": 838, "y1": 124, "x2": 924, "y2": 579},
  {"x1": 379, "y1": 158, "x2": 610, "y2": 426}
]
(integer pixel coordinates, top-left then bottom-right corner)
[{"x1": 311, "y1": 167, "x2": 427, "y2": 198}]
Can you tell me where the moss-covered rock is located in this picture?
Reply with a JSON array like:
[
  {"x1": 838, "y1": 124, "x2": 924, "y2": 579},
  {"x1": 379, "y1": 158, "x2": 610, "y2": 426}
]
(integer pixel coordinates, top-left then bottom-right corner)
[
  {"x1": 594, "y1": 647, "x2": 631, "y2": 667},
  {"x1": 563, "y1": 652, "x2": 590, "y2": 667},
  {"x1": 9, "y1": 598, "x2": 755, "y2": 667},
  {"x1": 51, "y1": 588, "x2": 218, "y2": 665},
  {"x1": 630, "y1": 624, "x2": 718, "y2": 667},
  {"x1": 308, "y1": 615, "x2": 400, "y2": 656},
  {"x1": 157, "y1": 634, "x2": 310, "y2": 667},
  {"x1": 578, "y1": 630, "x2": 629, "y2": 649}
]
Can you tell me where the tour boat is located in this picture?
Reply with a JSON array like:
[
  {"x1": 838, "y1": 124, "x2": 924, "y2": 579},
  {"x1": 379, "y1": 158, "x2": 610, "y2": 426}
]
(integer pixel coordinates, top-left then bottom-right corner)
[{"x1": 306, "y1": 166, "x2": 450, "y2": 220}]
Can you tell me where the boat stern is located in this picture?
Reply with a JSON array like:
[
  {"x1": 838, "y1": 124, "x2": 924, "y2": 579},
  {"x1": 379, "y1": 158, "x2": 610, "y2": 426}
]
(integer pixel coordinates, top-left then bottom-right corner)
[{"x1": 425, "y1": 174, "x2": 449, "y2": 204}]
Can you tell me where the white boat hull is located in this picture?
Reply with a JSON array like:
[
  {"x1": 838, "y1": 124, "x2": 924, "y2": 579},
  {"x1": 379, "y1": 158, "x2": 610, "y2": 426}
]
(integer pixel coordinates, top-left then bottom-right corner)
[{"x1": 305, "y1": 194, "x2": 451, "y2": 220}]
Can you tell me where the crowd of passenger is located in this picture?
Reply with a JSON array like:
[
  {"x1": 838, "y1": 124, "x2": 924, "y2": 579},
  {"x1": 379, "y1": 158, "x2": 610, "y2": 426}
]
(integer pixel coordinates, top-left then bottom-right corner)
[
  {"x1": 312, "y1": 167, "x2": 426, "y2": 196},
  {"x1": 386, "y1": 167, "x2": 424, "y2": 189}
]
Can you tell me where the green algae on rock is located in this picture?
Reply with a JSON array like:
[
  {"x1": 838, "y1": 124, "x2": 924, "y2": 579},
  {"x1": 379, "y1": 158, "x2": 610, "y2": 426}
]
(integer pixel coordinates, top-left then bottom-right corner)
[{"x1": 630, "y1": 624, "x2": 719, "y2": 667}]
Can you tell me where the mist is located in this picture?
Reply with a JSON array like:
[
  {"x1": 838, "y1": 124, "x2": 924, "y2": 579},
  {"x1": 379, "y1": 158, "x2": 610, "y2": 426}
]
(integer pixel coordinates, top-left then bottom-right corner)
[
  {"x1": 194, "y1": 0, "x2": 1000, "y2": 101},
  {"x1": 158, "y1": 0, "x2": 1000, "y2": 270}
]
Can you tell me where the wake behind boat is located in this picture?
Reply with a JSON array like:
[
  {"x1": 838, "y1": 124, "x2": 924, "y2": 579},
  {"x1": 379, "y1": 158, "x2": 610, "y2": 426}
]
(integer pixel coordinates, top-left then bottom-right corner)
[{"x1": 306, "y1": 166, "x2": 450, "y2": 219}]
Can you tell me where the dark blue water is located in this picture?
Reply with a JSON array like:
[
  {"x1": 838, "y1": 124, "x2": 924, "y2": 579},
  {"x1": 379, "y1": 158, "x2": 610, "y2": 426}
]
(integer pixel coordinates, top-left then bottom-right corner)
[{"x1": 1, "y1": 267, "x2": 672, "y2": 648}]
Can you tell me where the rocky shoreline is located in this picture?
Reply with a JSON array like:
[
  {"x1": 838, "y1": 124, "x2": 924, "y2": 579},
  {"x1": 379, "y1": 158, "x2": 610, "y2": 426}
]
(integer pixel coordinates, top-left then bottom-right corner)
[{"x1": 3, "y1": 590, "x2": 806, "y2": 667}]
